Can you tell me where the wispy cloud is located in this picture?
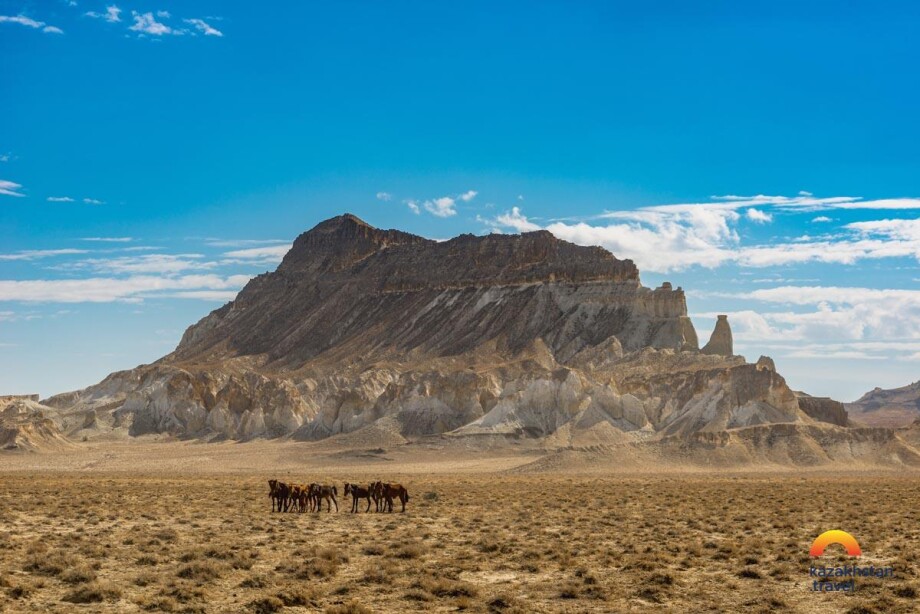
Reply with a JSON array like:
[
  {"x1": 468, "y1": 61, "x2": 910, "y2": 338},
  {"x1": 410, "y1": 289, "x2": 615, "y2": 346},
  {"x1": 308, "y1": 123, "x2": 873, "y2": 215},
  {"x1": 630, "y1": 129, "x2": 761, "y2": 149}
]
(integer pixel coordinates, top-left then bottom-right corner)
[
  {"x1": 80, "y1": 237, "x2": 132, "y2": 243},
  {"x1": 221, "y1": 244, "x2": 291, "y2": 266},
  {"x1": 129, "y1": 11, "x2": 176, "y2": 36},
  {"x1": 745, "y1": 208, "x2": 772, "y2": 223},
  {"x1": 424, "y1": 196, "x2": 456, "y2": 217},
  {"x1": 486, "y1": 193, "x2": 920, "y2": 273},
  {"x1": 404, "y1": 190, "x2": 477, "y2": 217},
  {"x1": 53, "y1": 254, "x2": 216, "y2": 275},
  {"x1": 183, "y1": 18, "x2": 222, "y2": 37},
  {"x1": 85, "y1": 5, "x2": 121, "y2": 23},
  {"x1": 202, "y1": 238, "x2": 288, "y2": 248},
  {"x1": 0, "y1": 180, "x2": 25, "y2": 197},
  {"x1": 812, "y1": 216, "x2": 832, "y2": 223},
  {"x1": 83, "y1": 198, "x2": 104, "y2": 205},
  {"x1": 0, "y1": 14, "x2": 64, "y2": 34},
  {"x1": 47, "y1": 196, "x2": 75, "y2": 202},
  {"x1": 376, "y1": 192, "x2": 392, "y2": 202},
  {"x1": 0, "y1": 249, "x2": 89, "y2": 262},
  {"x1": 0, "y1": 274, "x2": 251, "y2": 303}
]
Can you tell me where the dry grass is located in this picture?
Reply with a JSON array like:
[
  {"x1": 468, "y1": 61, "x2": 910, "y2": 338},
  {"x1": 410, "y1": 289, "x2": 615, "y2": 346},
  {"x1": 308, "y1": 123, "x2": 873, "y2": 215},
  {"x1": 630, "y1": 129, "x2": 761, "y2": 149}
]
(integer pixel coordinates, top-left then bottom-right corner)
[{"x1": 0, "y1": 474, "x2": 918, "y2": 612}]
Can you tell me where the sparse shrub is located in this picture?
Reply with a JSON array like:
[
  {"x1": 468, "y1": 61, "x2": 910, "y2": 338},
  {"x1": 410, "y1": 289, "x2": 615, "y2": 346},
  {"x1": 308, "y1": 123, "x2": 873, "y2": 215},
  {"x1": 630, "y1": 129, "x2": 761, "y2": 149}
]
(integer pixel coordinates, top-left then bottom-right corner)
[
  {"x1": 61, "y1": 563, "x2": 97, "y2": 584},
  {"x1": 177, "y1": 561, "x2": 224, "y2": 582},
  {"x1": 324, "y1": 601, "x2": 372, "y2": 614},
  {"x1": 248, "y1": 596, "x2": 284, "y2": 613},
  {"x1": 62, "y1": 581, "x2": 122, "y2": 603}
]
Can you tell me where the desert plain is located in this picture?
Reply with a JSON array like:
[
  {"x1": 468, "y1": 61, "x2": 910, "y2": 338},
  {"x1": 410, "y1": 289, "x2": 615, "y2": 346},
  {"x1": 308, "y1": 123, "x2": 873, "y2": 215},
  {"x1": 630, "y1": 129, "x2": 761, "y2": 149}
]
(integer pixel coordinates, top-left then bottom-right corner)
[{"x1": 1, "y1": 440, "x2": 918, "y2": 614}]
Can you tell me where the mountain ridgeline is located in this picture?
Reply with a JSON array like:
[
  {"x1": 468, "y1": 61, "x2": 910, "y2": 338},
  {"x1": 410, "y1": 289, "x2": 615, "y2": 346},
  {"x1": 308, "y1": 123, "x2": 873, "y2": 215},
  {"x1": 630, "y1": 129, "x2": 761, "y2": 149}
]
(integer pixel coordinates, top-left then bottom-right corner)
[{"x1": 39, "y1": 214, "x2": 920, "y2": 467}]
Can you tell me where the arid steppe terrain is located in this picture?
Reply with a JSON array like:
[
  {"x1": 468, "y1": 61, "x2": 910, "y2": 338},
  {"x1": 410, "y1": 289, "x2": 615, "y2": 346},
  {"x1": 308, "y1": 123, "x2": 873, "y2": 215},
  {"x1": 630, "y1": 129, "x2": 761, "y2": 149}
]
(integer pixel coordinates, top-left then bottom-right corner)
[{"x1": 1, "y1": 442, "x2": 919, "y2": 613}]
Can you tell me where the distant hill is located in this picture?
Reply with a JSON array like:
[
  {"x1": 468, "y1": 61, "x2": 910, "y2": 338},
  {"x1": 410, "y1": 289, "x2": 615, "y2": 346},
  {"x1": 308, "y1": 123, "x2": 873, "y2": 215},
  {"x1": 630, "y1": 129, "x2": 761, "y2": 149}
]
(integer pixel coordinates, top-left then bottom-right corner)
[{"x1": 846, "y1": 381, "x2": 920, "y2": 427}]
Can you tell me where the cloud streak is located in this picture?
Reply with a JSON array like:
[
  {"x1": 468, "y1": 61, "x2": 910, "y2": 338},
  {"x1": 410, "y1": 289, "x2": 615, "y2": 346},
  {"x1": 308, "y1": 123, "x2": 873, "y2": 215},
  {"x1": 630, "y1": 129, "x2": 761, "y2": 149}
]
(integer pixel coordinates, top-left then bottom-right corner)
[
  {"x1": 0, "y1": 274, "x2": 251, "y2": 303},
  {"x1": 0, "y1": 14, "x2": 64, "y2": 34},
  {"x1": 0, "y1": 180, "x2": 25, "y2": 197}
]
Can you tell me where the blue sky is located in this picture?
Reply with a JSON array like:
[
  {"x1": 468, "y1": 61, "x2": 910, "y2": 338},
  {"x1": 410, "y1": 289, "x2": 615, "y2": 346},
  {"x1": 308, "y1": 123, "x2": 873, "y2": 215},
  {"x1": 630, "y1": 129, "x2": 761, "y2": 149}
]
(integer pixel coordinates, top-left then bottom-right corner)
[{"x1": 1, "y1": 1, "x2": 919, "y2": 401}]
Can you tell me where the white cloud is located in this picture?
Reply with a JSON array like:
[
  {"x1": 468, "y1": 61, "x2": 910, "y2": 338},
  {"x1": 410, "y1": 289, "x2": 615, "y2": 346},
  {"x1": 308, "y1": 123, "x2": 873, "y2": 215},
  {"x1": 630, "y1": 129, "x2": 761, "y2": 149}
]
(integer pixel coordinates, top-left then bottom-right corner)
[
  {"x1": 129, "y1": 11, "x2": 176, "y2": 35},
  {"x1": 745, "y1": 208, "x2": 772, "y2": 223},
  {"x1": 203, "y1": 238, "x2": 287, "y2": 248},
  {"x1": 376, "y1": 192, "x2": 392, "y2": 202},
  {"x1": 80, "y1": 237, "x2": 132, "y2": 243},
  {"x1": 424, "y1": 196, "x2": 457, "y2": 217},
  {"x1": 0, "y1": 274, "x2": 251, "y2": 303},
  {"x1": 495, "y1": 207, "x2": 540, "y2": 232},
  {"x1": 55, "y1": 254, "x2": 216, "y2": 275},
  {"x1": 222, "y1": 244, "x2": 290, "y2": 263},
  {"x1": 459, "y1": 190, "x2": 478, "y2": 202},
  {"x1": 735, "y1": 286, "x2": 920, "y2": 342},
  {"x1": 83, "y1": 198, "x2": 104, "y2": 205},
  {"x1": 47, "y1": 196, "x2": 75, "y2": 202},
  {"x1": 183, "y1": 18, "x2": 222, "y2": 37},
  {"x1": 0, "y1": 180, "x2": 25, "y2": 197},
  {"x1": 486, "y1": 195, "x2": 920, "y2": 273},
  {"x1": 0, "y1": 249, "x2": 88, "y2": 262},
  {"x1": 0, "y1": 154, "x2": 9, "y2": 162},
  {"x1": 0, "y1": 15, "x2": 64, "y2": 34},
  {"x1": 812, "y1": 216, "x2": 832, "y2": 223},
  {"x1": 85, "y1": 5, "x2": 121, "y2": 22},
  {"x1": 406, "y1": 201, "x2": 420, "y2": 215},
  {"x1": 847, "y1": 218, "x2": 920, "y2": 242}
]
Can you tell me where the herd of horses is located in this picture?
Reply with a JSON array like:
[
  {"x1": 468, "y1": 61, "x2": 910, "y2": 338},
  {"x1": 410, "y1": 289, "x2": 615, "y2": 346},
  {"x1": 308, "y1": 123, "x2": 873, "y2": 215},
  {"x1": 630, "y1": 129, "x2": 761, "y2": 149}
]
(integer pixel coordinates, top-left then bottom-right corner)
[{"x1": 267, "y1": 479, "x2": 410, "y2": 513}]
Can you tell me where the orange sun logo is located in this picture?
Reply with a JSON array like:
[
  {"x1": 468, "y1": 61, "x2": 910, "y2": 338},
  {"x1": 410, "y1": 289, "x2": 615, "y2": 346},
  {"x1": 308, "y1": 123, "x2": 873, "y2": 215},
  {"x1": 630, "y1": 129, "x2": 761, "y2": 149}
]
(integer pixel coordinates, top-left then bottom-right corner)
[{"x1": 809, "y1": 530, "x2": 861, "y2": 557}]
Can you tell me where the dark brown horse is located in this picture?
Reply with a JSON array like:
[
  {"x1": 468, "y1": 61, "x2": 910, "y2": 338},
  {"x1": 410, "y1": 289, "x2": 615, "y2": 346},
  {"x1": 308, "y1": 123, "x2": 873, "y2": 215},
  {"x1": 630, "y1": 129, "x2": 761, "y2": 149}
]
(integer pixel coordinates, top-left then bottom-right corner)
[
  {"x1": 310, "y1": 483, "x2": 338, "y2": 512},
  {"x1": 344, "y1": 483, "x2": 372, "y2": 513},
  {"x1": 268, "y1": 479, "x2": 292, "y2": 512},
  {"x1": 380, "y1": 483, "x2": 410, "y2": 513}
]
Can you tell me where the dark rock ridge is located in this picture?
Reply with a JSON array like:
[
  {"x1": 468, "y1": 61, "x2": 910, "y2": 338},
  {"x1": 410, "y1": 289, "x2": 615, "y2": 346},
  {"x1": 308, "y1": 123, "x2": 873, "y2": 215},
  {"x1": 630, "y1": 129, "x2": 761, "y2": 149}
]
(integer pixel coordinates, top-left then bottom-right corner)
[
  {"x1": 41, "y1": 213, "x2": 901, "y2": 467},
  {"x1": 171, "y1": 214, "x2": 695, "y2": 365}
]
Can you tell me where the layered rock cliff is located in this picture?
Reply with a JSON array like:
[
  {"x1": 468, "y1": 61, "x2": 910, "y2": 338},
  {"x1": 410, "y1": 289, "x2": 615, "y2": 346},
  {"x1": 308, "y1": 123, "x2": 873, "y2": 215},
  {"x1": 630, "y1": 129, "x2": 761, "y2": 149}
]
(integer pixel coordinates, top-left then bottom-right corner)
[{"x1": 42, "y1": 214, "x2": 866, "y2": 461}]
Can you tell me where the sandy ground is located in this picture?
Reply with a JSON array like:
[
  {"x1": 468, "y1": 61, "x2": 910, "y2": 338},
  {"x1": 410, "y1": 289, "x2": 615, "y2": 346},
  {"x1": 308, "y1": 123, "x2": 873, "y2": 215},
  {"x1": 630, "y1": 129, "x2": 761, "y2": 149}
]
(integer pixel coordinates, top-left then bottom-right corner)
[{"x1": 1, "y1": 441, "x2": 919, "y2": 613}]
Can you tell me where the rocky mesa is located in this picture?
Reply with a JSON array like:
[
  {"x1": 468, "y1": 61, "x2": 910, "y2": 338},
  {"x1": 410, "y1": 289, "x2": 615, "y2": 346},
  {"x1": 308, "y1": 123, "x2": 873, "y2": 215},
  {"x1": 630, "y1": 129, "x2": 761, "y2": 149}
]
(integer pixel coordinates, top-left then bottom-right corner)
[{"x1": 38, "y1": 214, "x2": 920, "y2": 467}]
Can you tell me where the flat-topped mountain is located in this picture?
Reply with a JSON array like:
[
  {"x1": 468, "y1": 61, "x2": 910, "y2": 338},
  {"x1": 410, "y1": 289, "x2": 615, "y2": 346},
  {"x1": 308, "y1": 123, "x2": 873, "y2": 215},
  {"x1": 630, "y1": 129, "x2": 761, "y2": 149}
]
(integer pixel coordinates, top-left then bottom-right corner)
[
  {"x1": 171, "y1": 213, "x2": 693, "y2": 366},
  {"x1": 38, "y1": 214, "x2": 920, "y2": 467}
]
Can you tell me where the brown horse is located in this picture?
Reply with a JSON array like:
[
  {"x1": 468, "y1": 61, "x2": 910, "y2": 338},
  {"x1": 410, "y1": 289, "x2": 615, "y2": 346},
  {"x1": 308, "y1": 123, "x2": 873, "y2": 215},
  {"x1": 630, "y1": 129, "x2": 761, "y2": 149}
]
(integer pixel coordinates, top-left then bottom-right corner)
[
  {"x1": 381, "y1": 483, "x2": 410, "y2": 513},
  {"x1": 369, "y1": 481, "x2": 384, "y2": 512},
  {"x1": 289, "y1": 484, "x2": 311, "y2": 513},
  {"x1": 268, "y1": 479, "x2": 292, "y2": 512},
  {"x1": 344, "y1": 483, "x2": 372, "y2": 513},
  {"x1": 310, "y1": 483, "x2": 338, "y2": 512}
]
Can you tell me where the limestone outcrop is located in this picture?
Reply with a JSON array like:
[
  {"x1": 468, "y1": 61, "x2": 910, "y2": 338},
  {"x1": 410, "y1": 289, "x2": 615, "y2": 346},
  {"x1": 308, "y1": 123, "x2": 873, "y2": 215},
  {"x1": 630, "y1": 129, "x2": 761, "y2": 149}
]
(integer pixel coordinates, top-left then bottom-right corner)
[{"x1": 701, "y1": 315, "x2": 733, "y2": 356}]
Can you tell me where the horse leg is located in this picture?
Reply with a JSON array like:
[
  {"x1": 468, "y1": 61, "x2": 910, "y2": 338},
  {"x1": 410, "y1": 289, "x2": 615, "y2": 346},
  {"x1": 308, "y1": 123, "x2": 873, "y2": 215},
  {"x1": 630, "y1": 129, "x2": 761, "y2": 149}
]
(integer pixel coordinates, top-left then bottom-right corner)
[
  {"x1": 365, "y1": 497, "x2": 371, "y2": 513},
  {"x1": 332, "y1": 494, "x2": 338, "y2": 512}
]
